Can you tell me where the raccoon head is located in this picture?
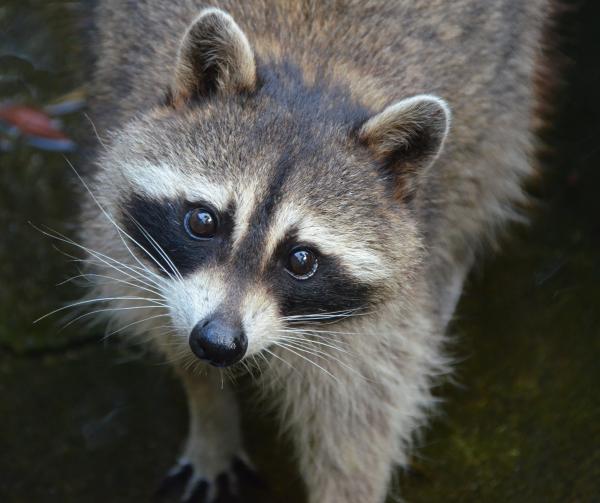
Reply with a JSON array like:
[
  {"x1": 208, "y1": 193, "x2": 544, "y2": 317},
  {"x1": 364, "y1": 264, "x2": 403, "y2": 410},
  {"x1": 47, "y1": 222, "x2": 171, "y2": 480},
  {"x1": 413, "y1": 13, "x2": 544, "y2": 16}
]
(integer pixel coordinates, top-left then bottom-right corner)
[{"x1": 91, "y1": 8, "x2": 450, "y2": 368}]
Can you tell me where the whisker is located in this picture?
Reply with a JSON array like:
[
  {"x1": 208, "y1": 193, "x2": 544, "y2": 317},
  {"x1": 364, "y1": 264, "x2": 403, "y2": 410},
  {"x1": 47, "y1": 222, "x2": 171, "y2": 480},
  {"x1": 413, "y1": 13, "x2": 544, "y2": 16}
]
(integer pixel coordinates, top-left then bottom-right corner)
[
  {"x1": 278, "y1": 328, "x2": 356, "y2": 342},
  {"x1": 124, "y1": 211, "x2": 185, "y2": 283},
  {"x1": 253, "y1": 351, "x2": 271, "y2": 373},
  {"x1": 34, "y1": 296, "x2": 167, "y2": 323},
  {"x1": 104, "y1": 312, "x2": 172, "y2": 338},
  {"x1": 237, "y1": 360, "x2": 251, "y2": 380},
  {"x1": 273, "y1": 342, "x2": 339, "y2": 382},
  {"x1": 32, "y1": 223, "x2": 165, "y2": 292},
  {"x1": 283, "y1": 307, "x2": 365, "y2": 320},
  {"x1": 285, "y1": 326, "x2": 363, "y2": 336},
  {"x1": 151, "y1": 327, "x2": 179, "y2": 339},
  {"x1": 72, "y1": 256, "x2": 165, "y2": 292},
  {"x1": 153, "y1": 324, "x2": 188, "y2": 331},
  {"x1": 116, "y1": 226, "x2": 176, "y2": 283},
  {"x1": 262, "y1": 347, "x2": 297, "y2": 372},
  {"x1": 277, "y1": 339, "x2": 366, "y2": 380},
  {"x1": 58, "y1": 272, "x2": 165, "y2": 298},
  {"x1": 59, "y1": 304, "x2": 166, "y2": 331},
  {"x1": 275, "y1": 333, "x2": 354, "y2": 355},
  {"x1": 64, "y1": 157, "x2": 176, "y2": 284},
  {"x1": 282, "y1": 307, "x2": 373, "y2": 326}
]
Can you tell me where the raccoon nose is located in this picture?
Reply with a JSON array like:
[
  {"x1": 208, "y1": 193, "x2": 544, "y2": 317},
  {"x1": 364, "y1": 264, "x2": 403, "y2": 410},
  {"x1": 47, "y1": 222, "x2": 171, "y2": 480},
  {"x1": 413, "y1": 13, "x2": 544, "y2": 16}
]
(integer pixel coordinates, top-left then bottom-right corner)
[{"x1": 189, "y1": 317, "x2": 247, "y2": 367}]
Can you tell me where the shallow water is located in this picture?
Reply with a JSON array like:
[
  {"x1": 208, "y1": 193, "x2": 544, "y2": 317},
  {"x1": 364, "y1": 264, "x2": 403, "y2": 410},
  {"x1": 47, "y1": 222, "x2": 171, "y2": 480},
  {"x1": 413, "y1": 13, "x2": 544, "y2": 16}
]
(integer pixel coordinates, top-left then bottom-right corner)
[{"x1": 1, "y1": 1, "x2": 598, "y2": 502}]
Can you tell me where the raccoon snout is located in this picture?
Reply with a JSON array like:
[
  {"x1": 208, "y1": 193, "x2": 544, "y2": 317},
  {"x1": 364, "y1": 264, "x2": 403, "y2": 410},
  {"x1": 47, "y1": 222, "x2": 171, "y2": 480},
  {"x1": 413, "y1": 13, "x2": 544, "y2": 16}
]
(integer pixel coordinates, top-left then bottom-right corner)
[{"x1": 188, "y1": 316, "x2": 248, "y2": 367}]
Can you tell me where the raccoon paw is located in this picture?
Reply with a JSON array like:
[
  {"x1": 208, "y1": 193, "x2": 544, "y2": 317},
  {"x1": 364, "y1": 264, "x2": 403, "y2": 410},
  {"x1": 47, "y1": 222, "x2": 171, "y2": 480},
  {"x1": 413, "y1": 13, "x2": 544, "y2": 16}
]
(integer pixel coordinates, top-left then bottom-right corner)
[{"x1": 156, "y1": 455, "x2": 263, "y2": 502}]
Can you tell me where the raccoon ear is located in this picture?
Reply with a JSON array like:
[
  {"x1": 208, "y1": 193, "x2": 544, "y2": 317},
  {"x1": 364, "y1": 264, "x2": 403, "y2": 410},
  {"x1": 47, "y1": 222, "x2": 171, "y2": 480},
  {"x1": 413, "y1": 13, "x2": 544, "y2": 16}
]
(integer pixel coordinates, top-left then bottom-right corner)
[
  {"x1": 359, "y1": 95, "x2": 450, "y2": 194},
  {"x1": 171, "y1": 8, "x2": 256, "y2": 104}
]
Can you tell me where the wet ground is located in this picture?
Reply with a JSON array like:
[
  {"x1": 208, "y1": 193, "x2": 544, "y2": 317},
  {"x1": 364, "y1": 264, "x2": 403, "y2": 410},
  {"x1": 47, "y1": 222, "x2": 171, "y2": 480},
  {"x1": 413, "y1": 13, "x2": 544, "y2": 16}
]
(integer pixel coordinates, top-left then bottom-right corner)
[{"x1": 1, "y1": 1, "x2": 599, "y2": 502}]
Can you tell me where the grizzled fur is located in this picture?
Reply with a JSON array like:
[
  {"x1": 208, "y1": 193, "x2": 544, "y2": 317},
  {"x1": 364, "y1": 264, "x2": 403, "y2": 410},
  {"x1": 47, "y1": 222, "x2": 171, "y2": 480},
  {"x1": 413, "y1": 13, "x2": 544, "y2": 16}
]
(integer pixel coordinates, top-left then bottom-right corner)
[{"x1": 80, "y1": 1, "x2": 552, "y2": 502}]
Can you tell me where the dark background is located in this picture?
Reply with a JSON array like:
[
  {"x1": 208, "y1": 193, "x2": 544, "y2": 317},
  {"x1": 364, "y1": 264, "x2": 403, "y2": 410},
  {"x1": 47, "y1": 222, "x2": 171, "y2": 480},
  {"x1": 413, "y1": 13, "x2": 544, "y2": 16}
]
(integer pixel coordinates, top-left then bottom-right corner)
[{"x1": 1, "y1": 1, "x2": 598, "y2": 501}]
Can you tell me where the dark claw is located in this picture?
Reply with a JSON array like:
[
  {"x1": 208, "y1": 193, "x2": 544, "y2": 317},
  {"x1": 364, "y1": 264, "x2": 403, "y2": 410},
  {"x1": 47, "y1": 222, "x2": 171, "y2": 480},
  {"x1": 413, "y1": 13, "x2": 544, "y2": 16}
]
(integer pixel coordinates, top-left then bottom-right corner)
[
  {"x1": 214, "y1": 473, "x2": 241, "y2": 503},
  {"x1": 157, "y1": 463, "x2": 193, "y2": 497},
  {"x1": 216, "y1": 473, "x2": 231, "y2": 495},
  {"x1": 233, "y1": 457, "x2": 266, "y2": 489},
  {"x1": 157, "y1": 457, "x2": 265, "y2": 503},
  {"x1": 182, "y1": 480, "x2": 209, "y2": 503}
]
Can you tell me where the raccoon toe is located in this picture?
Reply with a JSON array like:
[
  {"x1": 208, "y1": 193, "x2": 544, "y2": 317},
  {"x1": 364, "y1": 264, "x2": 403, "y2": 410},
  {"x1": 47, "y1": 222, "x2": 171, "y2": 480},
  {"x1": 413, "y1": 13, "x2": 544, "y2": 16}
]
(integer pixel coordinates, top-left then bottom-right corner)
[
  {"x1": 157, "y1": 456, "x2": 264, "y2": 502},
  {"x1": 231, "y1": 457, "x2": 264, "y2": 490},
  {"x1": 181, "y1": 477, "x2": 211, "y2": 503},
  {"x1": 157, "y1": 462, "x2": 194, "y2": 497}
]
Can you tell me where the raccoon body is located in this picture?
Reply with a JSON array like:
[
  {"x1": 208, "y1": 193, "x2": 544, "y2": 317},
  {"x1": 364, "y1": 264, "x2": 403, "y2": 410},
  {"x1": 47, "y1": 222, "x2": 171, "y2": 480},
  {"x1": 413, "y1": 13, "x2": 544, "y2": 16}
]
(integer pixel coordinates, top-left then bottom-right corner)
[{"x1": 82, "y1": 1, "x2": 551, "y2": 501}]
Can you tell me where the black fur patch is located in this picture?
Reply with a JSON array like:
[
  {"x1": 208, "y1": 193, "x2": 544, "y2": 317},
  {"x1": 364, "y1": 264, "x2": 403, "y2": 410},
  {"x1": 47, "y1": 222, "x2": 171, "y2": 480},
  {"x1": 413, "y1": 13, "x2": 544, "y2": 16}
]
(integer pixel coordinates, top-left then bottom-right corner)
[
  {"x1": 264, "y1": 230, "x2": 374, "y2": 318},
  {"x1": 121, "y1": 194, "x2": 234, "y2": 277},
  {"x1": 121, "y1": 194, "x2": 374, "y2": 320}
]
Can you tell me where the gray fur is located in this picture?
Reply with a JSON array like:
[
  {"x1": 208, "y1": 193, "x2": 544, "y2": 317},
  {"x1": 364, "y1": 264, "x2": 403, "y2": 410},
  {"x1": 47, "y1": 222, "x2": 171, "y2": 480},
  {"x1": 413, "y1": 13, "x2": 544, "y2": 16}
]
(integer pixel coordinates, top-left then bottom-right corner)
[{"x1": 80, "y1": 1, "x2": 553, "y2": 501}]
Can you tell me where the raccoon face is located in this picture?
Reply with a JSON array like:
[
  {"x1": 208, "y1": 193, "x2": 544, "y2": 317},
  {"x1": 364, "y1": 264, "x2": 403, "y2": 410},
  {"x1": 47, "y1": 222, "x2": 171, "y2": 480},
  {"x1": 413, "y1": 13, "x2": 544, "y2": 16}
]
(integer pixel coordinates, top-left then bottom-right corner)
[{"x1": 93, "y1": 8, "x2": 450, "y2": 368}]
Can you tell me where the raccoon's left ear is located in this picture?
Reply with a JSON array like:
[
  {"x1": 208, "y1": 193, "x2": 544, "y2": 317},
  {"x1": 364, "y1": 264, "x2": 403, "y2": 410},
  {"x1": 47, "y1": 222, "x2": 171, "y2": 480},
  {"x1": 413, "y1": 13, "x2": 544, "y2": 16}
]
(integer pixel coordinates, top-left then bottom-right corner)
[
  {"x1": 171, "y1": 8, "x2": 256, "y2": 105},
  {"x1": 359, "y1": 95, "x2": 451, "y2": 196}
]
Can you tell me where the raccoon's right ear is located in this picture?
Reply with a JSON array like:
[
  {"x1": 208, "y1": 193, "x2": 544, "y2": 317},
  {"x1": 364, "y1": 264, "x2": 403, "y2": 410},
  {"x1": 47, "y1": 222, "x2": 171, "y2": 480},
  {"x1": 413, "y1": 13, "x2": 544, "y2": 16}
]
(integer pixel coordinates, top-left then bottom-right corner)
[
  {"x1": 170, "y1": 8, "x2": 256, "y2": 105},
  {"x1": 359, "y1": 95, "x2": 451, "y2": 198}
]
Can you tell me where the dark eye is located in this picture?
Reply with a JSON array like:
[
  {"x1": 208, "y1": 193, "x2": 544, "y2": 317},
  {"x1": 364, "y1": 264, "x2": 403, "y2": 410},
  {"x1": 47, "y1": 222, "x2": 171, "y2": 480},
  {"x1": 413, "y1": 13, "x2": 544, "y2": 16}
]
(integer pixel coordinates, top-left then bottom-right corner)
[
  {"x1": 286, "y1": 248, "x2": 318, "y2": 279},
  {"x1": 184, "y1": 208, "x2": 217, "y2": 239}
]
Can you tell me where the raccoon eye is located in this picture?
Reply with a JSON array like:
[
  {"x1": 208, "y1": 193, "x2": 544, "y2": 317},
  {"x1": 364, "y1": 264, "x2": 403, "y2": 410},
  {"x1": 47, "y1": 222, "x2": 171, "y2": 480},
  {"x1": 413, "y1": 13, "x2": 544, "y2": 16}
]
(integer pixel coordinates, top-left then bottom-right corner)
[
  {"x1": 286, "y1": 248, "x2": 318, "y2": 279},
  {"x1": 184, "y1": 208, "x2": 217, "y2": 239}
]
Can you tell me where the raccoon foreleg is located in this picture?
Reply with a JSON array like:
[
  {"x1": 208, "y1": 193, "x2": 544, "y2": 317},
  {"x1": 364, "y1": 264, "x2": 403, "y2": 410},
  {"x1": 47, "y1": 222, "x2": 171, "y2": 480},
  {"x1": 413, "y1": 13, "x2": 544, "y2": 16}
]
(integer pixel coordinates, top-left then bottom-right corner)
[
  {"x1": 158, "y1": 368, "x2": 255, "y2": 502},
  {"x1": 281, "y1": 366, "x2": 405, "y2": 503}
]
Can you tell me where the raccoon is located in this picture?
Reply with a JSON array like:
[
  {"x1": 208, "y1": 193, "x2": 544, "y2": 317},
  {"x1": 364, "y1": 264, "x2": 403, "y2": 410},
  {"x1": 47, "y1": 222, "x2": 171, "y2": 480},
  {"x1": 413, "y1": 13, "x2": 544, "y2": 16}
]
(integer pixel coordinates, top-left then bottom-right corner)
[{"x1": 79, "y1": 1, "x2": 552, "y2": 501}]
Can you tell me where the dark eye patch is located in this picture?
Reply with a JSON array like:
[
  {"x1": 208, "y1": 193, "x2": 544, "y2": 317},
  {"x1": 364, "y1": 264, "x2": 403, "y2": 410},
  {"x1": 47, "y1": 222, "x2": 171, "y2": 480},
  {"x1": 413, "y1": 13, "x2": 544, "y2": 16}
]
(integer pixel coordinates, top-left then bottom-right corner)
[
  {"x1": 120, "y1": 195, "x2": 377, "y2": 323},
  {"x1": 264, "y1": 232, "x2": 375, "y2": 320},
  {"x1": 121, "y1": 194, "x2": 233, "y2": 276}
]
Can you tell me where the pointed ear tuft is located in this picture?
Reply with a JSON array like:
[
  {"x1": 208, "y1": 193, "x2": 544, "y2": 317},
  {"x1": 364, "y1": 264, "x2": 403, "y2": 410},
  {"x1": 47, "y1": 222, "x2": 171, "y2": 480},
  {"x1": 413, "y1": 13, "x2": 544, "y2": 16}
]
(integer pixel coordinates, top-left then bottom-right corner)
[
  {"x1": 172, "y1": 8, "x2": 256, "y2": 104},
  {"x1": 359, "y1": 95, "x2": 450, "y2": 193}
]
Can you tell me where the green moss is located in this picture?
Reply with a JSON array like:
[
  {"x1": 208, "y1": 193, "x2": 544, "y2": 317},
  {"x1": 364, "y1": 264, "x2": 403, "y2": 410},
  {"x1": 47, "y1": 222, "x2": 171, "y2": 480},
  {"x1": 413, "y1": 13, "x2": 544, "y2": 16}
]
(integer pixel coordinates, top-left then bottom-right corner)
[{"x1": 399, "y1": 234, "x2": 600, "y2": 502}]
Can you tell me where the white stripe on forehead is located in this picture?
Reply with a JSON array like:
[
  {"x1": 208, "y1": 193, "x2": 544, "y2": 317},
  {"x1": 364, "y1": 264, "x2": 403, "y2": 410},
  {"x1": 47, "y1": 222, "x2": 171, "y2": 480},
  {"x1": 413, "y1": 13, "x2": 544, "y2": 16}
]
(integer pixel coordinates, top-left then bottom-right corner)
[
  {"x1": 120, "y1": 161, "x2": 231, "y2": 210},
  {"x1": 264, "y1": 201, "x2": 391, "y2": 283},
  {"x1": 231, "y1": 179, "x2": 261, "y2": 247}
]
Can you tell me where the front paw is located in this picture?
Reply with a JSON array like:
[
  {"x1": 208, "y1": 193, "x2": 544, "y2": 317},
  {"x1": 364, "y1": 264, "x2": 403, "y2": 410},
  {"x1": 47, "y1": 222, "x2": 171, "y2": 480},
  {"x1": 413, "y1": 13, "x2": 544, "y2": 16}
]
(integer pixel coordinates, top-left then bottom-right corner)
[{"x1": 157, "y1": 455, "x2": 263, "y2": 502}]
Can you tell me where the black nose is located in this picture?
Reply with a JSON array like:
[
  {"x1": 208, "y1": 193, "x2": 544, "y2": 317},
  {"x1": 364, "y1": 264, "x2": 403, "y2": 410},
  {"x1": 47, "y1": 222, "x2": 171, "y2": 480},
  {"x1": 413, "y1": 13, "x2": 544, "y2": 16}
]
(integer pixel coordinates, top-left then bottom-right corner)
[{"x1": 189, "y1": 317, "x2": 247, "y2": 367}]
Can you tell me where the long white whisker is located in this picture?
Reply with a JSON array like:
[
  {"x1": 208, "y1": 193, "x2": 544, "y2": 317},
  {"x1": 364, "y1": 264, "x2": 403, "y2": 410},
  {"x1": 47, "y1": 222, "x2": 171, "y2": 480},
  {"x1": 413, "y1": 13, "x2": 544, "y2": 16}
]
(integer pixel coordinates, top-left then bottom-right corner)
[
  {"x1": 262, "y1": 347, "x2": 297, "y2": 372},
  {"x1": 153, "y1": 324, "x2": 188, "y2": 331},
  {"x1": 34, "y1": 296, "x2": 167, "y2": 323},
  {"x1": 60, "y1": 304, "x2": 166, "y2": 330},
  {"x1": 64, "y1": 157, "x2": 176, "y2": 283},
  {"x1": 33, "y1": 224, "x2": 165, "y2": 292},
  {"x1": 278, "y1": 339, "x2": 365, "y2": 379},
  {"x1": 58, "y1": 272, "x2": 165, "y2": 298},
  {"x1": 104, "y1": 312, "x2": 171, "y2": 338},
  {"x1": 274, "y1": 343, "x2": 339, "y2": 382},
  {"x1": 283, "y1": 327, "x2": 363, "y2": 336},
  {"x1": 278, "y1": 328, "x2": 355, "y2": 342},
  {"x1": 283, "y1": 307, "x2": 365, "y2": 320},
  {"x1": 124, "y1": 211, "x2": 184, "y2": 283},
  {"x1": 71, "y1": 255, "x2": 165, "y2": 291},
  {"x1": 283, "y1": 309, "x2": 373, "y2": 326},
  {"x1": 275, "y1": 333, "x2": 354, "y2": 355},
  {"x1": 116, "y1": 224, "x2": 176, "y2": 283},
  {"x1": 254, "y1": 351, "x2": 271, "y2": 371}
]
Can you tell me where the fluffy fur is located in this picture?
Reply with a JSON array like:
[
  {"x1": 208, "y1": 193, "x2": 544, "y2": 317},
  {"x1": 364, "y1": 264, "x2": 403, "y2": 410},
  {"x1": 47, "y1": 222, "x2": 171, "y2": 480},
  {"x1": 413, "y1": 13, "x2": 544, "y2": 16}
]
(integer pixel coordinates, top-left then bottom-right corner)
[{"x1": 76, "y1": 1, "x2": 554, "y2": 501}]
